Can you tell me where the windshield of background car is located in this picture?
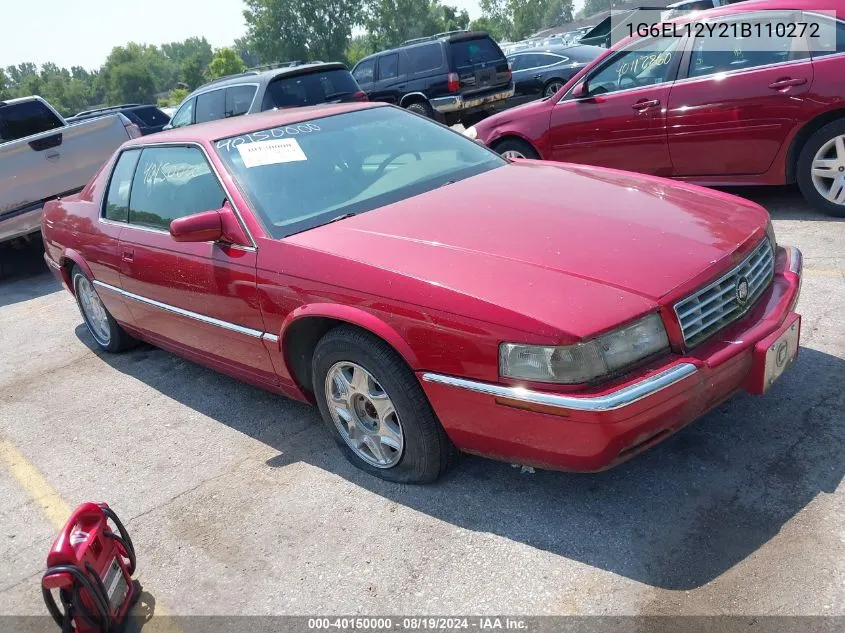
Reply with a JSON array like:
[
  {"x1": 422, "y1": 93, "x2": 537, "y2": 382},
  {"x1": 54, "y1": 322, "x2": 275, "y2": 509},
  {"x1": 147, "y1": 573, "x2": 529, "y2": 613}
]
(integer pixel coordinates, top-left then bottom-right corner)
[
  {"x1": 214, "y1": 106, "x2": 505, "y2": 238},
  {"x1": 261, "y1": 70, "x2": 360, "y2": 109}
]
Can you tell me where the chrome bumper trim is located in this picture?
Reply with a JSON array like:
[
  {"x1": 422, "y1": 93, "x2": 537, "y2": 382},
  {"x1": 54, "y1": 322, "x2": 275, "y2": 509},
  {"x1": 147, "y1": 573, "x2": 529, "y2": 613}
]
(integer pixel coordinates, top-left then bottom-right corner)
[
  {"x1": 421, "y1": 363, "x2": 698, "y2": 412},
  {"x1": 93, "y1": 280, "x2": 267, "y2": 339},
  {"x1": 430, "y1": 86, "x2": 515, "y2": 113}
]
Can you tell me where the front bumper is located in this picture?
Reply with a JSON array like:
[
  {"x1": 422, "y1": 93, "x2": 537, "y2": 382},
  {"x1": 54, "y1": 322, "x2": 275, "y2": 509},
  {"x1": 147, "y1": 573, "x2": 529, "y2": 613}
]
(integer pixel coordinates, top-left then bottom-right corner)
[
  {"x1": 430, "y1": 86, "x2": 515, "y2": 114},
  {"x1": 418, "y1": 246, "x2": 803, "y2": 472}
]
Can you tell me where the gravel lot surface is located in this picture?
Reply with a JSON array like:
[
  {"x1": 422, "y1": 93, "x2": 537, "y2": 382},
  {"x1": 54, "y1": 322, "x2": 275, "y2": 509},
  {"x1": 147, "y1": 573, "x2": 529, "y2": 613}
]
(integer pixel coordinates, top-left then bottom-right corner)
[{"x1": 0, "y1": 185, "x2": 842, "y2": 620}]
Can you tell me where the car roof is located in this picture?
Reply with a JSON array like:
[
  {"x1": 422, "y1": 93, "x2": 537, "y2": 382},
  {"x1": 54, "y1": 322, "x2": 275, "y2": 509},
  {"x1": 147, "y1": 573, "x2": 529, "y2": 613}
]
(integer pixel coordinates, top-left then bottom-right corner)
[
  {"x1": 673, "y1": 0, "x2": 843, "y2": 20},
  {"x1": 507, "y1": 44, "x2": 599, "y2": 55},
  {"x1": 355, "y1": 31, "x2": 495, "y2": 65},
  {"x1": 124, "y1": 101, "x2": 383, "y2": 147},
  {"x1": 188, "y1": 62, "x2": 347, "y2": 95}
]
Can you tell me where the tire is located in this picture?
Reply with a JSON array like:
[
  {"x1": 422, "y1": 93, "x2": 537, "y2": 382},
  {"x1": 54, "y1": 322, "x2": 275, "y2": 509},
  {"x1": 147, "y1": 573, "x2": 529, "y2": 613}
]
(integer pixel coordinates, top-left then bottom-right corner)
[
  {"x1": 796, "y1": 118, "x2": 845, "y2": 217},
  {"x1": 494, "y1": 138, "x2": 540, "y2": 160},
  {"x1": 70, "y1": 265, "x2": 137, "y2": 353},
  {"x1": 405, "y1": 100, "x2": 435, "y2": 119},
  {"x1": 543, "y1": 79, "x2": 564, "y2": 99},
  {"x1": 312, "y1": 326, "x2": 458, "y2": 483}
]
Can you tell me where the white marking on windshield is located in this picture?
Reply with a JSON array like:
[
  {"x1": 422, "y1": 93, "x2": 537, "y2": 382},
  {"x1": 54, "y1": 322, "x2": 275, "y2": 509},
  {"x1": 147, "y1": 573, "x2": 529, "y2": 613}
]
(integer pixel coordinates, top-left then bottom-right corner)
[
  {"x1": 237, "y1": 138, "x2": 308, "y2": 167},
  {"x1": 217, "y1": 123, "x2": 322, "y2": 152}
]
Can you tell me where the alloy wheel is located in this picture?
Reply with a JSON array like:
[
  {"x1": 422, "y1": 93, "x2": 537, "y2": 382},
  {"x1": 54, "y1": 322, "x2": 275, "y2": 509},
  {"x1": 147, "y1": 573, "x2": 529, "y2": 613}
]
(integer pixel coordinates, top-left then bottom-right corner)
[
  {"x1": 75, "y1": 275, "x2": 111, "y2": 346},
  {"x1": 544, "y1": 81, "x2": 563, "y2": 98},
  {"x1": 502, "y1": 150, "x2": 526, "y2": 160},
  {"x1": 811, "y1": 134, "x2": 845, "y2": 205},
  {"x1": 325, "y1": 361, "x2": 404, "y2": 468}
]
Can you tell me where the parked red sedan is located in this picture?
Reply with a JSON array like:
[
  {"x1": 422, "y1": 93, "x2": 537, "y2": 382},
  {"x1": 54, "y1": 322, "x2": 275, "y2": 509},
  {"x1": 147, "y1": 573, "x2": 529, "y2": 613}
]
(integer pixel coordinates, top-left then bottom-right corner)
[
  {"x1": 468, "y1": 0, "x2": 845, "y2": 216},
  {"x1": 43, "y1": 103, "x2": 802, "y2": 483}
]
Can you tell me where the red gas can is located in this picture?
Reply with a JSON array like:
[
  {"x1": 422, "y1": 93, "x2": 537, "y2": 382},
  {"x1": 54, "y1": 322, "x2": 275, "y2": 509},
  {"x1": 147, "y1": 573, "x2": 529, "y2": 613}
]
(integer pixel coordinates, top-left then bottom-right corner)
[{"x1": 42, "y1": 502, "x2": 139, "y2": 633}]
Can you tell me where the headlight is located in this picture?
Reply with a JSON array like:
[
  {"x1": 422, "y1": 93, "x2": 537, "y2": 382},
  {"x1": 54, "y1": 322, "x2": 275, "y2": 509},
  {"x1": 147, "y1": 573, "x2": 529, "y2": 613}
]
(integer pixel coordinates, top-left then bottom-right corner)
[
  {"x1": 499, "y1": 314, "x2": 669, "y2": 384},
  {"x1": 766, "y1": 219, "x2": 776, "y2": 249},
  {"x1": 463, "y1": 125, "x2": 478, "y2": 140}
]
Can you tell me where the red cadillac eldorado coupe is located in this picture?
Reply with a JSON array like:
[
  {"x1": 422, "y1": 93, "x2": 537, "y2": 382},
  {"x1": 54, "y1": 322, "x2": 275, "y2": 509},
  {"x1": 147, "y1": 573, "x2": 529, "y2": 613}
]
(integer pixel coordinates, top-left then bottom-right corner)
[{"x1": 42, "y1": 103, "x2": 802, "y2": 483}]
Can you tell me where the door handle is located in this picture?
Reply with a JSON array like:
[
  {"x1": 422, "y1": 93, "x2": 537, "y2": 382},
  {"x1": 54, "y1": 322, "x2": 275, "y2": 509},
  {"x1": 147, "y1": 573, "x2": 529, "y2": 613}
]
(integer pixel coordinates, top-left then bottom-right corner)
[
  {"x1": 768, "y1": 77, "x2": 807, "y2": 90},
  {"x1": 632, "y1": 99, "x2": 660, "y2": 111},
  {"x1": 121, "y1": 248, "x2": 134, "y2": 263},
  {"x1": 533, "y1": 74, "x2": 542, "y2": 79}
]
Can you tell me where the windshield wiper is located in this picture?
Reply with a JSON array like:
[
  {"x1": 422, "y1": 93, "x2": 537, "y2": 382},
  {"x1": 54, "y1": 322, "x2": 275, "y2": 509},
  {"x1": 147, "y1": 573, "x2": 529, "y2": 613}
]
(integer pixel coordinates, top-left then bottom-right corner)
[{"x1": 325, "y1": 212, "x2": 357, "y2": 225}]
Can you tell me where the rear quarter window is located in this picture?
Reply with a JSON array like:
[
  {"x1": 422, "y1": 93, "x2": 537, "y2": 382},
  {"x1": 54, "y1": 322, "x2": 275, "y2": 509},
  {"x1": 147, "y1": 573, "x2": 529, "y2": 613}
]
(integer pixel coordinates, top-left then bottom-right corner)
[
  {"x1": 0, "y1": 99, "x2": 64, "y2": 143},
  {"x1": 408, "y1": 43, "x2": 444, "y2": 73}
]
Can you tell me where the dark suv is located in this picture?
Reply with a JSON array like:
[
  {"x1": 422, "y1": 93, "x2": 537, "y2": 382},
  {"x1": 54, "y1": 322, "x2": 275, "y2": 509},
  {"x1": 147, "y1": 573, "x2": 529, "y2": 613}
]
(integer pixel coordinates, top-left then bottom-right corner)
[
  {"x1": 352, "y1": 32, "x2": 514, "y2": 125},
  {"x1": 168, "y1": 62, "x2": 367, "y2": 129},
  {"x1": 66, "y1": 104, "x2": 171, "y2": 135}
]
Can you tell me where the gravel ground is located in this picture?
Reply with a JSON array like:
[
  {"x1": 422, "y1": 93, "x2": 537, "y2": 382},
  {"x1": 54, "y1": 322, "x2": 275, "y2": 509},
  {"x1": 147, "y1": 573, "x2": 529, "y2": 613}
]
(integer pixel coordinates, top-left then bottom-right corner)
[{"x1": 0, "y1": 185, "x2": 842, "y2": 621}]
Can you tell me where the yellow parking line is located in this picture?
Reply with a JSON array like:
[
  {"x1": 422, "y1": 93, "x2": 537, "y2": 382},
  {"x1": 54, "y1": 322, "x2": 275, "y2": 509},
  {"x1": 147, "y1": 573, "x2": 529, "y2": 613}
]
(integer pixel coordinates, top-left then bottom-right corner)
[
  {"x1": 0, "y1": 440, "x2": 70, "y2": 529},
  {"x1": 0, "y1": 439, "x2": 183, "y2": 630}
]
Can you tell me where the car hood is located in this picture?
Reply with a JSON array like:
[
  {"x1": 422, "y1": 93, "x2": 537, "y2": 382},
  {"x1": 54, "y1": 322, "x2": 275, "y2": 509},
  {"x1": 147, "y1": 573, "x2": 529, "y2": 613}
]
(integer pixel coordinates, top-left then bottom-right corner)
[{"x1": 285, "y1": 162, "x2": 768, "y2": 339}]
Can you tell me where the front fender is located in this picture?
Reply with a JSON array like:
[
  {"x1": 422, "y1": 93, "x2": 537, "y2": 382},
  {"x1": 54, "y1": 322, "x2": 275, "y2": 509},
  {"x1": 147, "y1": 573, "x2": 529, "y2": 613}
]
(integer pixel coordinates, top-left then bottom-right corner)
[{"x1": 278, "y1": 303, "x2": 421, "y2": 368}]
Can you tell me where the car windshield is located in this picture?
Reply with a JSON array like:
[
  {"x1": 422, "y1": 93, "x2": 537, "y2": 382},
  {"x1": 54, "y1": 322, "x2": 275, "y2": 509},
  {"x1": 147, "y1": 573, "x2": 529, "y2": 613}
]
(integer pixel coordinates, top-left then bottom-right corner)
[{"x1": 214, "y1": 106, "x2": 505, "y2": 238}]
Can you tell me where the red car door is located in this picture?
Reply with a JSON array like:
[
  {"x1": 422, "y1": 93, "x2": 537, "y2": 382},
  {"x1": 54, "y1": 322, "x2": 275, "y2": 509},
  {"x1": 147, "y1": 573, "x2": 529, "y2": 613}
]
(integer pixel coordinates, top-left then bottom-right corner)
[
  {"x1": 547, "y1": 36, "x2": 683, "y2": 177},
  {"x1": 116, "y1": 144, "x2": 278, "y2": 386},
  {"x1": 666, "y1": 11, "x2": 813, "y2": 178}
]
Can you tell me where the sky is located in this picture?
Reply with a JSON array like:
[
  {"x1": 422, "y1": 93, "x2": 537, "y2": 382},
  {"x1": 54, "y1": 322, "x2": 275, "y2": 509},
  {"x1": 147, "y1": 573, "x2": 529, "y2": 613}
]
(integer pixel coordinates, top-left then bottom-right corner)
[{"x1": 2, "y1": 0, "x2": 586, "y2": 71}]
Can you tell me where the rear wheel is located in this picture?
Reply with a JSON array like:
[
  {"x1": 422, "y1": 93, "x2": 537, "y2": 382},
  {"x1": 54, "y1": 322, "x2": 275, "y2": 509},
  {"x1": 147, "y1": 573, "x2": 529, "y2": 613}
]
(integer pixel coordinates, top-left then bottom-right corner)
[
  {"x1": 543, "y1": 79, "x2": 564, "y2": 98},
  {"x1": 405, "y1": 100, "x2": 435, "y2": 119},
  {"x1": 797, "y1": 119, "x2": 845, "y2": 217},
  {"x1": 494, "y1": 138, "x2": 539, "y2": 160},
  {"x1": 312, "y1": 326, "x2": 458, "y2": 483},
  {"x1": 71, "y1": 265, "x2": 137, "y2": 353}
]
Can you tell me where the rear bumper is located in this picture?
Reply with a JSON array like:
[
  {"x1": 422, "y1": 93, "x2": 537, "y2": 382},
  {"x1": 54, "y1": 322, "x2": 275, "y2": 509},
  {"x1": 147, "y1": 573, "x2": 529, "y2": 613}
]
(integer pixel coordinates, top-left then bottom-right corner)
[
  {"x1": 430, "y1": 86, "x2": 515, "y2": 113},
  {"x1": 418, "y1": 246, "x2": 803, "y2": 472},
  {"x1": 0, "y1": 203, "x2": 43, "y2": 243}
]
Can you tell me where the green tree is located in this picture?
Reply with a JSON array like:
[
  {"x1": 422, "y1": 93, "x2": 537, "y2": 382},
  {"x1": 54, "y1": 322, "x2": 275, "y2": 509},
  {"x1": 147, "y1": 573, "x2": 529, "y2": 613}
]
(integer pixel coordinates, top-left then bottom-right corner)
[
  {"x1": 206, "y1": 48, "x2": 247, "y2": 80},
  {"x1": 243, "y1": 0, "x2": 361, "y2": 64},
  {"x1": 162, "y1": 37, "x2": 213, "y2": 67},
  {"x1": 181, "y1": 54, "x2": 206, "y2": 90},
  {"x1": 345, "y1": 35, "x2": 374, "y2": 67},
  {"x1": 363, "y1": 0, "x2": 468, "y2": 50},
  {"x1": 107, "y1": 61, "x2": 156, "y2": 104},
  {"x1": 580, "y1": 0, "x2": 613, "y2": 18},
  {"x1": 542, "y1": 0, "x2": 574, "y2": 28},
  {"x1": 158, "y1": 87, "x2": 189, "y2": 107},
  {"x1": 234, "y1": 37, "x2": 262, "y2": 68}
]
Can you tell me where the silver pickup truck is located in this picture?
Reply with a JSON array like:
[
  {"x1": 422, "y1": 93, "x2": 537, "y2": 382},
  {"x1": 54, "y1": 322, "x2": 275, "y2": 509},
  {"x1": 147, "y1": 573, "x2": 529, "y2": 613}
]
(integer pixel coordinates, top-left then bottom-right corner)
[{"x1": 0, "y1": 96, "x2": 139, "y2": 245}]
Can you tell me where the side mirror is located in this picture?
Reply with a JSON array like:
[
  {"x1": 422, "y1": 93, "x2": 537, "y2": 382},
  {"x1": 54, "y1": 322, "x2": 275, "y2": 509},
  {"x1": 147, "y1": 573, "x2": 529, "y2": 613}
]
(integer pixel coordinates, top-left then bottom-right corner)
[
  {"x1": 170, "y1": 209, "x2": 223, "y2": 243},
  {"x1": 571, "y1": 82, "x2": 589, "y2": 99}
]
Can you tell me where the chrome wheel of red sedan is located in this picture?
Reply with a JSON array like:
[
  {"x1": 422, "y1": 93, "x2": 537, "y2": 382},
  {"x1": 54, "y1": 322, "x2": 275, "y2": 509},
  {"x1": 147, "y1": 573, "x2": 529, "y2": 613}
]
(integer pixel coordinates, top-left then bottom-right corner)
[
  {"x1": 325, "y1": 361, "x2": 404, "y2": 468},
  {"x1": 74, "y1": 273, "x2": 112, "y2": 347}
]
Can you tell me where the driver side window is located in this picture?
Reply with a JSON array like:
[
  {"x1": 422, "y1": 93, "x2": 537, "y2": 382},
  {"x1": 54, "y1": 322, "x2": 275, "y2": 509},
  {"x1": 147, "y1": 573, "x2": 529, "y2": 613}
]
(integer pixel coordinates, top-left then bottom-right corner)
[{"x1": 584, "y1": 37, "x2": 681, "y2": 96}]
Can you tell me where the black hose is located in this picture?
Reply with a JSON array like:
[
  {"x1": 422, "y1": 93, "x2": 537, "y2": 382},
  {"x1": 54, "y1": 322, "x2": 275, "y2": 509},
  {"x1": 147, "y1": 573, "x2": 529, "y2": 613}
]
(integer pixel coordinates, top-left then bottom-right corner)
[{"x1": 42, "y1": 564, "x2": 111, "y2": 633}]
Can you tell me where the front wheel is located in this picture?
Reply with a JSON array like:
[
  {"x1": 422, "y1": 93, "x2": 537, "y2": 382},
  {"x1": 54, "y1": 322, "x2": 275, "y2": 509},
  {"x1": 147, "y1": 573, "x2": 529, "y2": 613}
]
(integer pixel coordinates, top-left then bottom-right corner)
[
  {"x1": 494, "y1": 138, "x2": 539, "y2": 160},
  {"x1": 797, "y1": 119, "x2": 845, "y2": 217},
  {"x1": 71, "y1": 265, "x2": 137, "y2": 353},
  {"x1": 312, "y1": 326, "x2": 458, "y2": 483}
]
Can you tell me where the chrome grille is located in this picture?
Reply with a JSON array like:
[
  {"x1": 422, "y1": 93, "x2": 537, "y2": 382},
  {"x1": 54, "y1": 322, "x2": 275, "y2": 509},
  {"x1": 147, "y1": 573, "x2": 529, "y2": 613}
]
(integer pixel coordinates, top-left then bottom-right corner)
[{"x1": 674, "y1": 239, "x2": 774, "y2": 347}]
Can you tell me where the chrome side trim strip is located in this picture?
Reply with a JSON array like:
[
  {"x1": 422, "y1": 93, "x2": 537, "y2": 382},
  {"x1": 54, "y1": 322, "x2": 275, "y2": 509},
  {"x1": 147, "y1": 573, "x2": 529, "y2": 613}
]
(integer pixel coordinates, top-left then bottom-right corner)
[
  {"x1": 92, "y1": 280, "x2": 265, "y2": 339},
  {"x1": 421, "y1": 363, "x2": 698, "y2": 412},
  {"x1": 262, "y1": 333, "x2": 279, "y2": 344}
]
